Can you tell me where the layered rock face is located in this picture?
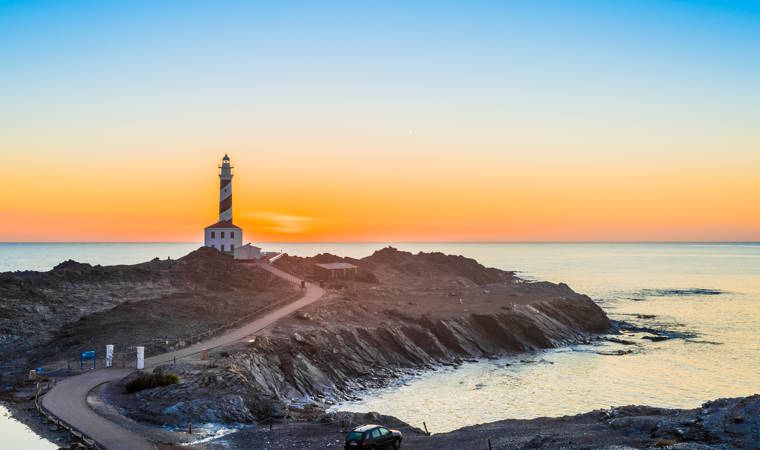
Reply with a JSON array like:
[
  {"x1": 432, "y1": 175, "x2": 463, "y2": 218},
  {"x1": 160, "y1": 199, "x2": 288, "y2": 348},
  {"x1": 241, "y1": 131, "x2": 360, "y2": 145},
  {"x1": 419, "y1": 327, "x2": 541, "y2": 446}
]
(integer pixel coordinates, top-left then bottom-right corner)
[
  {"x1": 233, "y1": 295, "x2": 608, "y2": 408},
  {"x1": 127, "y1": 248, "x2": 611, "y2": 425}
]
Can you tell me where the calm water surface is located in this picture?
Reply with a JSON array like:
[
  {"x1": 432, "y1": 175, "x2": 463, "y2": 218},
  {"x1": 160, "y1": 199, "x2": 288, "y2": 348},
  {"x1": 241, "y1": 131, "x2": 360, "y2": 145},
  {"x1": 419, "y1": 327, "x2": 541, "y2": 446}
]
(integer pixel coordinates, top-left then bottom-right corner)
[
  {"x1": 329, "y1": 243, "x2": 760, "y2": 432},
  {"x1": 1, "y1": 243, "x2": 759, "y2": 439},
  {"x1": 0, "y1": 243, "x2": 200, "y2": 272},
  {"x1": 0, "y1": 404, "x2": 57, "y2": 449}
]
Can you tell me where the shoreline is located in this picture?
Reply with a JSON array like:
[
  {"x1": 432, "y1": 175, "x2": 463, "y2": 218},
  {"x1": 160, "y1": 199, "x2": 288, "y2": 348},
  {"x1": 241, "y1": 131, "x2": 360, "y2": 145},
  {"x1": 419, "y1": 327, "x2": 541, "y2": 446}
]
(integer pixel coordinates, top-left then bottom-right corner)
[
  {"x1": 205, "y1": 394, "x2": 760, "y2": 449},
  {"x1": 1, "y1": 245, "x2": 758, "y2": 449},
  {"x1": 5, "y1": 379, "x2": 759, "y2": 450}
]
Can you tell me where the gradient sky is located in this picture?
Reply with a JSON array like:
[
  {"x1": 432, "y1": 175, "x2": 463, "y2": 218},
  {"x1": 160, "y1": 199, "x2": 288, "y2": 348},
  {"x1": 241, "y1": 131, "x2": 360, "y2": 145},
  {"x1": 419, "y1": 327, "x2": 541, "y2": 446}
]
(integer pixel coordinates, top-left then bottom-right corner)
[{"x1": 1, "y1": 1, "x2": 759, "y2": 242}]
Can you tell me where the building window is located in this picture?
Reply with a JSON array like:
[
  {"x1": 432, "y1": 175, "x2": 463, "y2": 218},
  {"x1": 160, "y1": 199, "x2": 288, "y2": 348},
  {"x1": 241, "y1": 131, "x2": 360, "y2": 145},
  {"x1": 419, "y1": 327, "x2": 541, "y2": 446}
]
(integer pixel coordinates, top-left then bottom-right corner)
[
  {"x1": 231, "y1": 231, "x2": 235, "y2": 238},
  {"x1": 221, "y1": 231, "x2": 225, "y2": 239},
  {"x1": 211, "y1": 231, "x2": 215, "y2": 238}
]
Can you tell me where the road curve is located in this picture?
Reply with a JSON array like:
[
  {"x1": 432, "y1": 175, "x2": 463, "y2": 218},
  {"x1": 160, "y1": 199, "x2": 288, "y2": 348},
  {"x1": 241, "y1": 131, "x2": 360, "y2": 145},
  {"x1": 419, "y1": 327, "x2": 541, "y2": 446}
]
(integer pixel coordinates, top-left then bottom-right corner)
[
  {"x1": 42, "y1": 262, "x2": 323, "y2": 450},
  {"x1": 42, "y1": 368, "x2": 154, "y2": 450}
]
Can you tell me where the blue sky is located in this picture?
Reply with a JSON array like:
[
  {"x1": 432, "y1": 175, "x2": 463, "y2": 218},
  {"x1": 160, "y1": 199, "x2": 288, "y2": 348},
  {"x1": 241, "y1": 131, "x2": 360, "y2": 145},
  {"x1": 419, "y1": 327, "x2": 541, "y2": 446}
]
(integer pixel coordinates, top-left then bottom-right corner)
[
  {"x1": 1, "y1": 1, "x2": 759, "y2": 241},
  {"x1": 2, "y1": 1, "x2": 758, "y2": 128}
]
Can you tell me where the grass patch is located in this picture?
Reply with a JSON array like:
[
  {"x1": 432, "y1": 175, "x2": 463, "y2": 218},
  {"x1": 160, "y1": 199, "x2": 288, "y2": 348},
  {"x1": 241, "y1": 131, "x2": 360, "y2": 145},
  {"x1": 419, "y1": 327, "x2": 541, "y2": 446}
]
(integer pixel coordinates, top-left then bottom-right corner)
[{"x1": 125, "y1": 371, "x2": 179, "y2": 393}]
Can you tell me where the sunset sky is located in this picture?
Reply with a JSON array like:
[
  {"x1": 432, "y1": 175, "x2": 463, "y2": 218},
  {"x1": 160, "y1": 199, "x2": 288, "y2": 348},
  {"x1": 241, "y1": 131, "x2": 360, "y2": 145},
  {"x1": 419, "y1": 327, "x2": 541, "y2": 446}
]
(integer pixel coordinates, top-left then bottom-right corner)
[{"x1": 1, "y1": 1, "x2": 759, "y2": 242}]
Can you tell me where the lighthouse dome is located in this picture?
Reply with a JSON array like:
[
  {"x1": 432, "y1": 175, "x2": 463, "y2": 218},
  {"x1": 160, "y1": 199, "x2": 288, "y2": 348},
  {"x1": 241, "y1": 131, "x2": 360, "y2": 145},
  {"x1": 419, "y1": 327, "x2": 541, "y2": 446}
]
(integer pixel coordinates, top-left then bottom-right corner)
[{"x1": 222, "y1": 154, "x2": 230, "y2": 161}]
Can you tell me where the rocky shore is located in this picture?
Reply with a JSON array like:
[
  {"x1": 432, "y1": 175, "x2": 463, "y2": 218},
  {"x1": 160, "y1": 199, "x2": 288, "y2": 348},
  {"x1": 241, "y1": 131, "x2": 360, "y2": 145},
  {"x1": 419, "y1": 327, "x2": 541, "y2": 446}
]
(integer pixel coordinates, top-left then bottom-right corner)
[
  {"x1": 109, "y1": 247, "x2": 613, "y2": 433},
  {"x1": 3, "y1": 246, "x2": 756, "y2": 449},
  {"x1": 0, "y1": 247, "x2": 298, "y2": 448},
  {"x1": 205, "y1": 395, "x2": 760, "y2": 449}
]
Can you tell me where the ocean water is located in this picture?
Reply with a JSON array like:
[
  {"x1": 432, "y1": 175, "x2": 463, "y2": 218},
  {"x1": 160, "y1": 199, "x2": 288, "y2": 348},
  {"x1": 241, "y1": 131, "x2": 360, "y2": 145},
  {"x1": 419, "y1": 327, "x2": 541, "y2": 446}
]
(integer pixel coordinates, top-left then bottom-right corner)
[
  {"x1": 0, "y1": 404, "x2": 58, "y2": 450},
  {"x1": 329, "y1": 243, "x2": 760, "y2": 433},
  {"x1": 0, "y1": 242, "x2": 201, "y2": 272},
  {"x1": 1, "y1": 243, "x2": 759, "y2": 440}
]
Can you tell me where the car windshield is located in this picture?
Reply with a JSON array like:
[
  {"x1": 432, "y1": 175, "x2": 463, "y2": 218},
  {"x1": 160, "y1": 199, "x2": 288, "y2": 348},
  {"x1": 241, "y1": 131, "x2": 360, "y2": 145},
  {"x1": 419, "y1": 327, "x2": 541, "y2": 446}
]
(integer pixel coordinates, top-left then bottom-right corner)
[{"x1": 347, "y1": 431, "x2": 364, "y2": 442}]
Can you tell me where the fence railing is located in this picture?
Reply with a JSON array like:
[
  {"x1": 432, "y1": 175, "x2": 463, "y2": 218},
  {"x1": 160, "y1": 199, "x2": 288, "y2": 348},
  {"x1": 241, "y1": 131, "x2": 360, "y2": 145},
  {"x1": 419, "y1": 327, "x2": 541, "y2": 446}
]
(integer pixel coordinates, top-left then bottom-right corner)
[
  {"x1": 33, "y1": 381, "x2": 103, "y2": 450},
  {"x1": 32, "y1": 288, "x2": 304, "y2": 375},
  {"x1": 30, "y1": 268, "x2": 307, "y2": 450}
]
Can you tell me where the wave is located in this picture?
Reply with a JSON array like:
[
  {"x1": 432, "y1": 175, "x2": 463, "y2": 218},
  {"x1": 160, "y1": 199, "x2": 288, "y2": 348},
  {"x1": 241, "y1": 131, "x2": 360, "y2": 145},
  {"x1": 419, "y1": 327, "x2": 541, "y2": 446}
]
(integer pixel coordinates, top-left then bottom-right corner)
[{"x1": 629, "y1": 288, "x2": 725, "y2": 300}]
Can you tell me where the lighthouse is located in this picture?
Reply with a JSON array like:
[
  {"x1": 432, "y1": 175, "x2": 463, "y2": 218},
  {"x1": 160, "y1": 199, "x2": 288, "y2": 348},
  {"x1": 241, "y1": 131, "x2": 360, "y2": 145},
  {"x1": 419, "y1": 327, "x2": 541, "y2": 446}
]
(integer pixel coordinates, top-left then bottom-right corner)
[
  {"x1": 204, "y1": 154, "x2": 242, "y2": 254},
  {"x1": 218, "y1": 154, "x2": 233, "y2": 221}
]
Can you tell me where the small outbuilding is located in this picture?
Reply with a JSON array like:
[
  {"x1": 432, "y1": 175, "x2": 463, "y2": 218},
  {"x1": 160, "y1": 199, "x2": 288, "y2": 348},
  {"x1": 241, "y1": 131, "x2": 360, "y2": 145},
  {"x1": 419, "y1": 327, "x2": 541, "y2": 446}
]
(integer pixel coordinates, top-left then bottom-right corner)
[
  {"x1": 234, "y1": 243, "x2": 262, "y2": 261},
  {"x1": 314, "y1": 262, "x2": 358, "y2": 281}
]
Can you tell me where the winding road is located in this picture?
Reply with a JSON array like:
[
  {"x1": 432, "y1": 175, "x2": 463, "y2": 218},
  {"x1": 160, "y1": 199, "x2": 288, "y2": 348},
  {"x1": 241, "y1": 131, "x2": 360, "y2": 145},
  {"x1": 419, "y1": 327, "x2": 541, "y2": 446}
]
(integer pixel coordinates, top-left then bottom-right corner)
[{"x1": 41, "y1": 262, "x2": 324, "y2": 450}]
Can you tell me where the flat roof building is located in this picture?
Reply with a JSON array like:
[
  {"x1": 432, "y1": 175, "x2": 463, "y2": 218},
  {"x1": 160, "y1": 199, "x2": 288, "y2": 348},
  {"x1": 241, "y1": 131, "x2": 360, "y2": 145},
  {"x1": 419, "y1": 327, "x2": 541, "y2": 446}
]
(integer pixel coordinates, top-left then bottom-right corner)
[
  {"x1": 314, "y1": 262, "x2": 358, "y2": 281},
  {"x1": 234, "y1": 243, "x2": 261, "y2": 261}
]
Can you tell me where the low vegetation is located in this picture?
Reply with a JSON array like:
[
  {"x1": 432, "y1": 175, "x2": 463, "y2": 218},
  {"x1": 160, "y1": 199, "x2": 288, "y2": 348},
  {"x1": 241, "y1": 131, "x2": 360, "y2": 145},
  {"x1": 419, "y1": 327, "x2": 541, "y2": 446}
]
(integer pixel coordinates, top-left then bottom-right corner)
[
  {"x1": 125, "y1": 371, "x2": 179, "y2": 393},
  {"x1": 354, "y1": 270, "x2": 379, "y2": 283}
]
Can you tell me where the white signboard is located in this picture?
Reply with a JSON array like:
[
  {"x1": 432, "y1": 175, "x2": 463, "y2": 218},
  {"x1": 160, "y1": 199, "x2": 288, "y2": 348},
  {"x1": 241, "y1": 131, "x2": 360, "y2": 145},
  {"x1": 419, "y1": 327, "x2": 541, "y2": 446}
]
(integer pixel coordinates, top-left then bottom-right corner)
[
  {"x1": 106, "y1": 345, "x2": 114, "y2": 368},
  {"x1": 136, "y1": 346, "x2": 145, "y2": 370}
]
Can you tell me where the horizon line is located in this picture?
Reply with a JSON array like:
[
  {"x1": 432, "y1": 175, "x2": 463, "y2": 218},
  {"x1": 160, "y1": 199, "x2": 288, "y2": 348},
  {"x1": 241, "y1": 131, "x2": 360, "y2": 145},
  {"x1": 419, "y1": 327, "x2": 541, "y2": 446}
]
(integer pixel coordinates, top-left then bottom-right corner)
[{"x1": 2, "y1": 241, "x2": 759, "y2": 245}]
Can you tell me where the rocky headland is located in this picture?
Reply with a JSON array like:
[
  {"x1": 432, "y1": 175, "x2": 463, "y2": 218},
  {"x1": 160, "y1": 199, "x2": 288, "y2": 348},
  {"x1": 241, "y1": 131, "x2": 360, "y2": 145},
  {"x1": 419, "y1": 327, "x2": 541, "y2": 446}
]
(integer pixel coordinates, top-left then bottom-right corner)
[
  {"x1": 2, "y1": 246, "x2": 757, "y2": 449},
  {"x1": 107, "y1": 247, "x2": 611, "y2": 428}
]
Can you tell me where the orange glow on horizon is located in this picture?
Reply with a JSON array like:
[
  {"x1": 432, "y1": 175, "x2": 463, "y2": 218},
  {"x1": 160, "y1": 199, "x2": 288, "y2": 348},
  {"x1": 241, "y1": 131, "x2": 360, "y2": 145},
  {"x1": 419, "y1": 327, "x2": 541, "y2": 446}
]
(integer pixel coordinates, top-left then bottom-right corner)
[
  {"x1": 1, "y1": 143, "x2": 758, "y2": 243},
  {"x1": 2, "y1": 1, "x2": 759, "y2": 243}
]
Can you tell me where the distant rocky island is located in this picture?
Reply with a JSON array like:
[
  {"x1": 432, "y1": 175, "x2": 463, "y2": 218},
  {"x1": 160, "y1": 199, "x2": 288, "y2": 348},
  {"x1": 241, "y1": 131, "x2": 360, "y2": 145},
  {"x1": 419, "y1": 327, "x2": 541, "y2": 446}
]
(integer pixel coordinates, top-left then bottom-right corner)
[{"x1": 1, "y1": 247, "x2": 757, "y2": 449}]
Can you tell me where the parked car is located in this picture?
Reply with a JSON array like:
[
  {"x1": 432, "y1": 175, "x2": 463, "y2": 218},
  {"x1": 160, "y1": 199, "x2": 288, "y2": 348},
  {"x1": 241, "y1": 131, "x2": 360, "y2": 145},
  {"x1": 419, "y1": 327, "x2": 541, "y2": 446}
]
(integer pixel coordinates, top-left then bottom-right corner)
[{"x1": 344, "y1": 424, "x2": 403, "y2": 449}]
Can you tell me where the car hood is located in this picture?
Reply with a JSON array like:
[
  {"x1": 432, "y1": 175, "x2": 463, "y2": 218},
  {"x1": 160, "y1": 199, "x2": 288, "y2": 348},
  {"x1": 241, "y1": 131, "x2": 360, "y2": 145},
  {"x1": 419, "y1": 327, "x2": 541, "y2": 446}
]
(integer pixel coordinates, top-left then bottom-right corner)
[{"x1": 391, "y1": 430, "x2": 403, "y2": 438}]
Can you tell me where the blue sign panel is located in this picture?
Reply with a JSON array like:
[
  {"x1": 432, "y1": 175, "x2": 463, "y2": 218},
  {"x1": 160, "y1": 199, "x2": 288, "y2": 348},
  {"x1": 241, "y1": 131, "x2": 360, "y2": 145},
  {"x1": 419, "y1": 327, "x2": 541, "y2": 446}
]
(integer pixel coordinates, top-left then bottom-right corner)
[{"x1": 81, "y1": 350, "x2": 96, "y2": 369}]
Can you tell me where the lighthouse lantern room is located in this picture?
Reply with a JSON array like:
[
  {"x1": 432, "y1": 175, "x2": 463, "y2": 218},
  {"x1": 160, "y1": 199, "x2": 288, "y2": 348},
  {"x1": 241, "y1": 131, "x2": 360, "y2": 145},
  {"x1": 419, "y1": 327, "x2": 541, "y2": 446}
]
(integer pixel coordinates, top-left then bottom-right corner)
[{"x1": 204, "y1": 154, "x2": 242, "y2": 254}]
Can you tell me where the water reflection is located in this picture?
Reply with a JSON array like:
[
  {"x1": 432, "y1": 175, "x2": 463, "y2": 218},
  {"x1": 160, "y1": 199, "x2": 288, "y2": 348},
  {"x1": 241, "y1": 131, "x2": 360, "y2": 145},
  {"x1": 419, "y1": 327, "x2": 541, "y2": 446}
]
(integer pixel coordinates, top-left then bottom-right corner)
[
  {"x1": 334, "y1": 243, "x2": 760, "y2": 433},
  {"x1": 0, "y1": 405, "x2": 57, "y2": 449}
]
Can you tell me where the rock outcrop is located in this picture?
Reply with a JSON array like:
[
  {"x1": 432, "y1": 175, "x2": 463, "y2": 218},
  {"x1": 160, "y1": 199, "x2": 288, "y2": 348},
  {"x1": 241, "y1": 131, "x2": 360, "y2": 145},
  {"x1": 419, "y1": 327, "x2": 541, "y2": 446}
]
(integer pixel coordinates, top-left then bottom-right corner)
[
  {"x1": 122, "y1": 248, "x2": 611, "y2": 426},
  {"x1": 0, "y1": 247, "x2": 295, "y2": 382},
  {"x1": 209, "y1": 395, "x2": 760, "y2": 449}
]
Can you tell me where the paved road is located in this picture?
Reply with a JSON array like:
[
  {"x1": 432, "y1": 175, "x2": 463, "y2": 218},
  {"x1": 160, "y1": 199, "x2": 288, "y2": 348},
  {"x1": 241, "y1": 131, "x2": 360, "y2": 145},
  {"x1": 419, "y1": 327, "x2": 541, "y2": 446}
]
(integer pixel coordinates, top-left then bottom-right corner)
[
  {"x1": 42, "y1": 368, "x2": 154, "y2": 450},
  {"x1": 42, "y1": 263, "x2": 323, "y2": 450}
]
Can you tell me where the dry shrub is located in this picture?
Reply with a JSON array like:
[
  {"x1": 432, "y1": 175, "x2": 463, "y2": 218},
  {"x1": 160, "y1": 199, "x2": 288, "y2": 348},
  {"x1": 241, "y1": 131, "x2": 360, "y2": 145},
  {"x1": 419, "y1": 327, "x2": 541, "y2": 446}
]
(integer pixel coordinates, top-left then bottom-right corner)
[{"x1": 125, "y1": 372, "x2": 179, "y2": 393}]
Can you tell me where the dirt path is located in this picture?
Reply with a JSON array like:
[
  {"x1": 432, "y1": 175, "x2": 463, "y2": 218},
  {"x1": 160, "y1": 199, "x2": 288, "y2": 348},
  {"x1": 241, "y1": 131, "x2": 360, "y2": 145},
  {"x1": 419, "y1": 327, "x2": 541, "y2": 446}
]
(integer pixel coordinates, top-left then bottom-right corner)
[
  {"x1": 41, "y1": 262, "x2": 323, "y2": 450},
  {"x1": 145, "y1": 263, "x2": 323, "y2": 367}
]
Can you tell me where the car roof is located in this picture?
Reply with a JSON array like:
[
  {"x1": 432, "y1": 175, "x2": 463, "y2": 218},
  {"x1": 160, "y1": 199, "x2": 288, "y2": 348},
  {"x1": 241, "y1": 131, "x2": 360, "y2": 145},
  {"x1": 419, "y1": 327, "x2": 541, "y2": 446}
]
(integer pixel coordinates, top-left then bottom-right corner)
[{"x1": 353, "y1": 424, "x2": 382, "y2": 432}]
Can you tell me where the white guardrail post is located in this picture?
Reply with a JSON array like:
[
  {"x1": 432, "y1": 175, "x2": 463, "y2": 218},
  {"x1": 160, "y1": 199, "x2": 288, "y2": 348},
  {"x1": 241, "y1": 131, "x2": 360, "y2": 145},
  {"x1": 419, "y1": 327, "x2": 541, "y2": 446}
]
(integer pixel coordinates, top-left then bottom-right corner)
[{"x1": 136, "y1": 346, "x2": 145, "y2": 370}]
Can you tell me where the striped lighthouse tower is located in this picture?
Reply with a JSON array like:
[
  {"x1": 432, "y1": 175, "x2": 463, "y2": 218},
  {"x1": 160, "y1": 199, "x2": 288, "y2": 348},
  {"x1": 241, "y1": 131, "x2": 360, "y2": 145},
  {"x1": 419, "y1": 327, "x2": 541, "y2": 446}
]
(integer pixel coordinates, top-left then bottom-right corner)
[
  {"x1": 218, "y1": 154, "x2": 233, "y2": 222},
  {"x1": 205, "y1": 154, "x2": 242, "y2": 254}
]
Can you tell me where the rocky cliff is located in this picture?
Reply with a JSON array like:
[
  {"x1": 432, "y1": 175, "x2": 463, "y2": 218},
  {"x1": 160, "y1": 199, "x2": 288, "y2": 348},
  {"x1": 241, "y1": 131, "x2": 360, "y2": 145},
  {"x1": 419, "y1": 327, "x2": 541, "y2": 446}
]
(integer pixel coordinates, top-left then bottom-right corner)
[{"x1": 119, "y1": 248, "x2": 611, "y2": 425}]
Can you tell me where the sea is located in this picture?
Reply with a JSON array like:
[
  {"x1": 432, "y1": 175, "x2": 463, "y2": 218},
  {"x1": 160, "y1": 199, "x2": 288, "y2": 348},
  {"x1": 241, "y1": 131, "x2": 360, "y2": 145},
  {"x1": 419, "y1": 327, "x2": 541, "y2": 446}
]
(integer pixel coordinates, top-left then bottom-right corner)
[{"x1": 1, "y1": 242, "x2": 759, "y2": 444}]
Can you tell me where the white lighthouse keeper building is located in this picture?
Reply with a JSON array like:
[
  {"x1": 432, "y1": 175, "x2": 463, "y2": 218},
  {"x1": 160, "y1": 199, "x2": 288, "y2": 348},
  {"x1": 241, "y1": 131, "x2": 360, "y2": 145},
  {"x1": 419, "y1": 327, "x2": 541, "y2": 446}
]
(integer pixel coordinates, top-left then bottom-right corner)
[{"x1": 204, "y1": 154, "x2": 242, "y2": 254}]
